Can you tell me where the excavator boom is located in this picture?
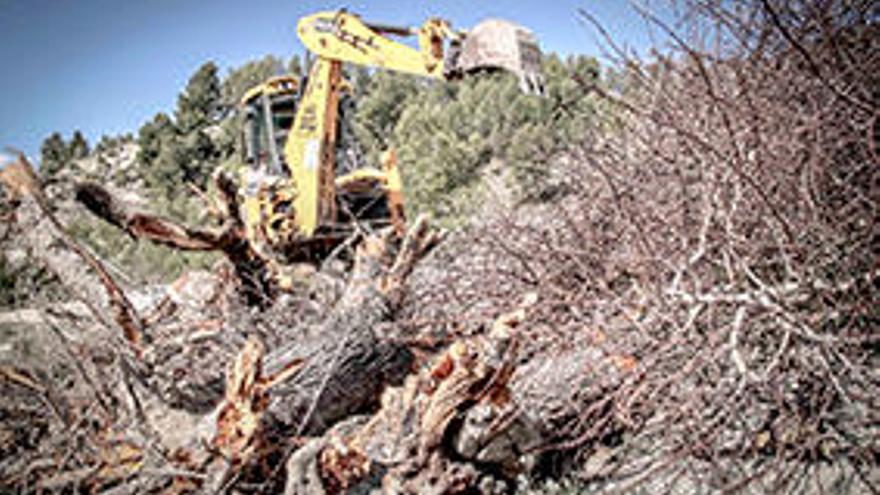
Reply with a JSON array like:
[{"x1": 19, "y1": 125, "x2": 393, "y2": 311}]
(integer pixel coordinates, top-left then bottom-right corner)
[
  {"x1": 297, "y1": 11, "x2": 450, "y2": 79},
  {"x1": 297, "y1": 11, "x2": 545, "y2": 91}
]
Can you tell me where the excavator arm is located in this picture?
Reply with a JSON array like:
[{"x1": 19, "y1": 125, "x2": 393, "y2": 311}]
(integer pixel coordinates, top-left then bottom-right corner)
[
  {"x1": 283, "y1": 56, "x2": 342, "y2": 239},
  {"x1": 297, "y1": 11, "x2": 457, "y2": 79}
]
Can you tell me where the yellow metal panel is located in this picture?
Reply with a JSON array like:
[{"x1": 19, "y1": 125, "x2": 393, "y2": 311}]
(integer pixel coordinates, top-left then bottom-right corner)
[
  {"x1": 297, "y1": 11, "x2": 447, "y2": 79},
  {"x1": 382, "y1": 149, "x2": 403, "y2": 193},
  {"x1": 283, "y1": 58, "x2": 341, "y2": 236},
  {"x1": 381, "y1": 148, "x2": 406, "y2": 235},
  {"x1": 240, "y1": 75, "x2": 299, "y2": 105},
  {"x1": 335, "y1": 168, "x2": 387, "y2": 187}
]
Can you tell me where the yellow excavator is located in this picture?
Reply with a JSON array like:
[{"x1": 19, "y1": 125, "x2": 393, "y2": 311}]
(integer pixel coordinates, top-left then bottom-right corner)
[{"x1": 237, "y1": 10, "x2": 544, "y2": 272}]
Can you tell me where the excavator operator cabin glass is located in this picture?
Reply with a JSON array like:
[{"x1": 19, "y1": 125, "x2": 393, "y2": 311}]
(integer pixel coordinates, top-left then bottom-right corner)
[{"x1": 242, "y1": 103, "x2": 266, "y2": 168}]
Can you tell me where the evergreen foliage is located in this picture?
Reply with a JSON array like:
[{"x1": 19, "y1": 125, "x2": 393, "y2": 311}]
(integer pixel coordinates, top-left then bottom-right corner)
[
  {"x1": 39, "y1": 132, "x2": 70, "y2": 179},
  {"x1": 68, "y1": 130, "x2": 90, "y2": 160},
  {"x1": 351, "y1": 72, "x2": 422, "y2": 164},
  {"x1": 351, "y1": 54, "x2": 603, "y2": 219},
  {"x1": 221, "y1": 55, "x2": 285, "y2": 106},
  {"x1": 175, "y1": 62, "x2": 221, "y2": 133},
  {"x1": 287, "y1": 55, "x2": 303, "y2": 78},
  {"x1": 138, "y1": 62, "x2": 222, "y2": 198}
]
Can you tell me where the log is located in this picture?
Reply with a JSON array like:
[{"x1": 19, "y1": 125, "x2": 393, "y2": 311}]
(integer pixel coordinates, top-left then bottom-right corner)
[
  {"x1": 75, "y1": 182, "x2": 227, "y2": 250},
  {"x1": 278, "y1": 292, "x2": 639, "y2": 494},
  {"x1": 274, "y1": 293, "x2": 537, "y2": 494},
  {"x1": 262, "y1": 219, "x2": 439, "y2": 436}
]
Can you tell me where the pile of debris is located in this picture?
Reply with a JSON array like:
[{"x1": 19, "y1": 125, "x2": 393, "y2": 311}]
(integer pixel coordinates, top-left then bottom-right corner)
[{"x1": 0, "y1": 155, "x2": 637, "y2": 493}]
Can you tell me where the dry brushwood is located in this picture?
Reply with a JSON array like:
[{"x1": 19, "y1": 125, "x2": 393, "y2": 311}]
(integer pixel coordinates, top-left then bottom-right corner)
[
  {"x1": 396, "y1": 1, "x2": 878, "y2": 492},
  {"x1": 0, "y1": 152, "x2": 144, "y2": 353}
]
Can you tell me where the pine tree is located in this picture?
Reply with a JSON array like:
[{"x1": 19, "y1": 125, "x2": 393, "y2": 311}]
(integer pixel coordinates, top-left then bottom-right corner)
[
  {"x1": 68, "y1": 130, "x2": 90, "y2": 159},
  {"x1": 39, "y1": 132, "x2": 70, "y2": 179},
  {"x1": 287, "y1": 55, "x2": 303, "y2": 78},
  {"x1": 137, "y1": 112, "x2": 176, "y2": 167},
  {"x1": 146, "y1": 136, "x2": 186, "y2": 198},
  {"x1": 180, "y1": 130, "x2": 216, "y2": 188},
  {"x1": 381, "y1": 52, "x2": 605, "y2": 214},
  {"x1": 176, "y1": 62, "x2": 221, "y2": 133},
  {"x1": 351, "y1": 72, "x2": 421, "y2": 163}
]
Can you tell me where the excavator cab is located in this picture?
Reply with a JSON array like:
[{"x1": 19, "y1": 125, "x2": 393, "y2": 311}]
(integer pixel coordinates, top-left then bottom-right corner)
[
  {"x1": 238, "y1": 76, "x2": 303, "y2": 260},
  {"x1": 240, "y1": 75, "x2": 300, "y2": 173}
]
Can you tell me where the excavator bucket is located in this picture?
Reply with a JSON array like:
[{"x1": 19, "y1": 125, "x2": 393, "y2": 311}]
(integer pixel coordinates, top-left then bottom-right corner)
[{"x1": 457, "y1": 19, "x2": 545, "y2": 95}]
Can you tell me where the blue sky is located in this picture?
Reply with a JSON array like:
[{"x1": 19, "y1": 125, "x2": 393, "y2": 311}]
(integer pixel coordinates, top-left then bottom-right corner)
[{"x1": 0, "y1": 1, "x2": 666, "y2": 161}]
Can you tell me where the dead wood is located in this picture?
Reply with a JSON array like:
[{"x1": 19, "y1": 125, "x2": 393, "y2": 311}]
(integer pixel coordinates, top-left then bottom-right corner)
[
  {"x1": 0, "y1": 153, "x2": 144, "y2": 353},
  {"x1": 262, "y1": 218, "x2": 439, "y2": 437},
  {"x1": 278, "y1": 292, "x2": 631, "y2": 494},
  {"x1": 75, "y1": 182, "x2": 229, "y2": 251},
  {"x1": 129, "y1": 216, "x2": 443, "y2": 493},
  {"x1": 74, "y1": 175, "x2": 274, "y2": 304}
]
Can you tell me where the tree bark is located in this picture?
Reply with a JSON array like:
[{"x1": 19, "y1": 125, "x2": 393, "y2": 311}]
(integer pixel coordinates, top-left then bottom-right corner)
[{"x1": 263, "y1": 220, "x2": 439, "y2": 435}]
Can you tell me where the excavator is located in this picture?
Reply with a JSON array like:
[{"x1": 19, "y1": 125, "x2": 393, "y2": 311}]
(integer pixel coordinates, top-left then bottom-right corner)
[{"x1": 236, "y1": 10, "x2": 544, "y2": 281}]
